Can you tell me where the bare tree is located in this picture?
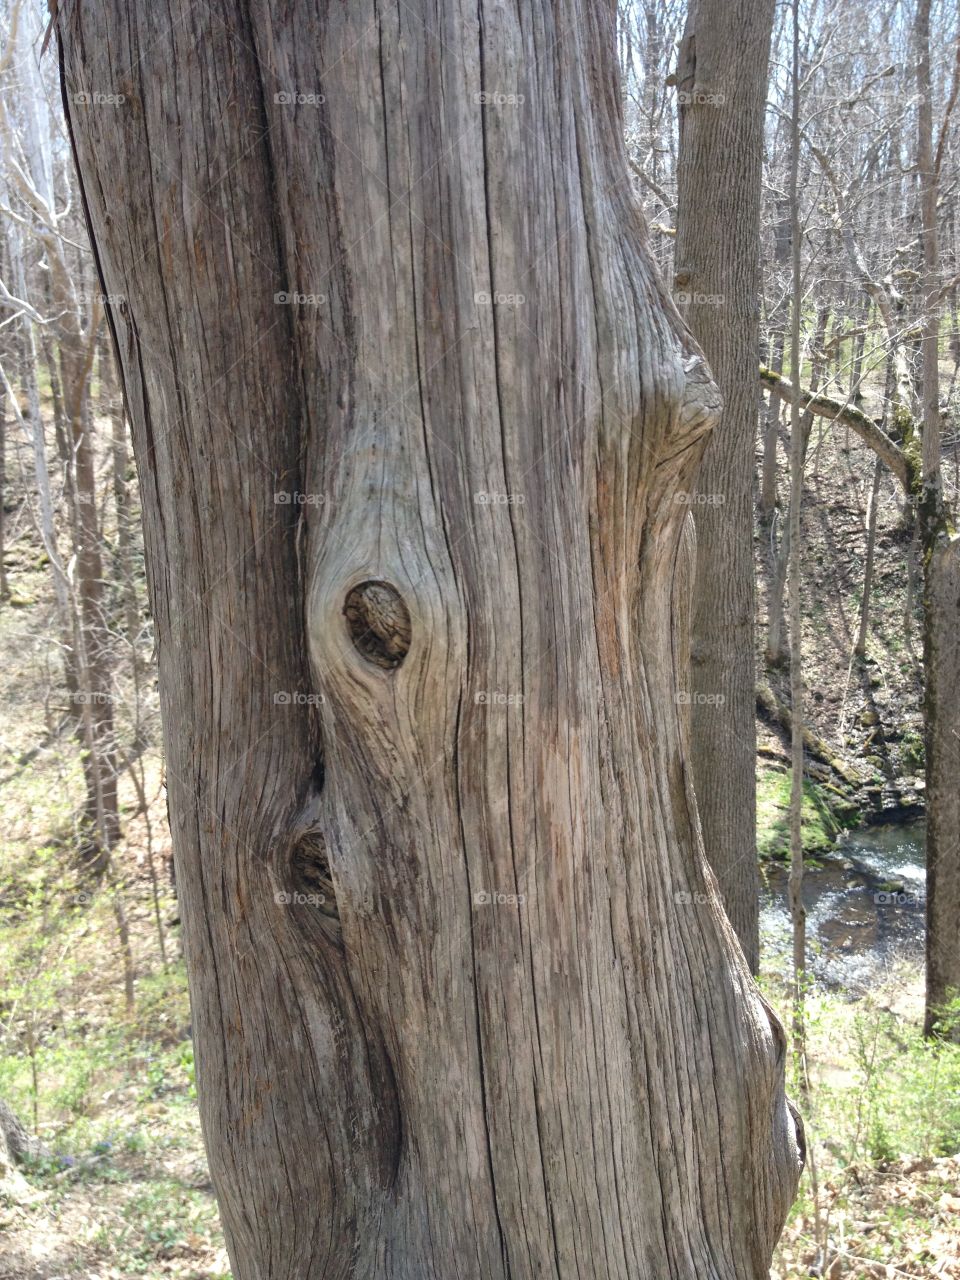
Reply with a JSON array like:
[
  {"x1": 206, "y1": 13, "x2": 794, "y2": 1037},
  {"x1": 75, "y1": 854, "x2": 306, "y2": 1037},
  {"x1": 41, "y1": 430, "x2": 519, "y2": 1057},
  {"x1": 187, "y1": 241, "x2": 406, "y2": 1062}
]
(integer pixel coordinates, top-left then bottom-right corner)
[{"x1": 0, "y1": 0, "x2": 119, "y2": 860}]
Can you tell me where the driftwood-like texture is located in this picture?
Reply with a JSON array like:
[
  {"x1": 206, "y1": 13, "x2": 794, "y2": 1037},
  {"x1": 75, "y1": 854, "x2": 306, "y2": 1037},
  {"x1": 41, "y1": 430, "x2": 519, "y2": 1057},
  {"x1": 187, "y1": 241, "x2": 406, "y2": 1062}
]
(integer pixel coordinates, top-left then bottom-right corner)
[{"x1": 59, "y1": 2, "x2": 801, "y2": 1275}]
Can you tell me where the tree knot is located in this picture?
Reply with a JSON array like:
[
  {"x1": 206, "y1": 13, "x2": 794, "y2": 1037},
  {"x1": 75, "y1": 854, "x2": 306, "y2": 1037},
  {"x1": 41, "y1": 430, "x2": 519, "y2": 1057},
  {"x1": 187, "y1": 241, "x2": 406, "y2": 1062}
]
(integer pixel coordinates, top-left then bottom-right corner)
[{"x1": 344, "y1": 581, "x2": 411, "y2": 669}]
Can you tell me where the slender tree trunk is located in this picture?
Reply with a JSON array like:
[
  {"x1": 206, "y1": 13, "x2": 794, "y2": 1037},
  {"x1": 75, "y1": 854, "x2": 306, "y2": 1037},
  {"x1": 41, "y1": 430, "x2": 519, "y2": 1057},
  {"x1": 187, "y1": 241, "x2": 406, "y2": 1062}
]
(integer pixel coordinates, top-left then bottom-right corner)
[
  {"x1": 0, "y1": 221, "x2": 8, "y2": 606},
  {"x1": 786, "y1": 0, "x2": 807, "y2": 1077},
  {"x1": 0, "y1": 217, "x2": 8, "y2": 604},
  {"x1": 673, "y1": 512, "x2": 697, "y2": 747},
  {"x1": 5, "y1": 252, "x2": 71, "y2": 626},
  {"x1": 848, "y1": 298, "x2": 870, "y2": 403},
  {"x1": 760, "y1": 200, "x2": 792, "y2": 517},
  {"x1": 62, "y1": 318, "x2": 121, "y2": 855},
  {"x1": 761, "y1": 372, "x2": 783, "y2": 516},
  {"x1": 925, "y1": 536, "x2": 960, "y2": 1037},
  {"x1": 854, "y1": 349, "x2": 898, "y2": 660},
  {"x1": 643, "y1": 2, "x2": 662, "y2": 187},
  {"x1": 60, "y1": 3, "x2": 802, "y2": 1274},
  {"x1": 101, "y1": 337, "x2": 141, "y2": 653},
  {"x1": 767, "y1": 306, "x2": 829, "y2": 666},
  {"x1": 916, "y1": 0, "x2": 960, "y2": 1039},
  {"x1": 0, "y1": 364, "x2": 7, "y2": 603},
  {"x1": 949, "y1": 291, "x2": 960, "y2": 396},
  {"x1": 39, "y1": 317, "x2": 120, "y2": 862},
  {"x1": 855, "y1": 456, "x2": 884, "y2": 658},
  {"x1": 674, "y1": 0, "x2": 776, "y2": 974}
]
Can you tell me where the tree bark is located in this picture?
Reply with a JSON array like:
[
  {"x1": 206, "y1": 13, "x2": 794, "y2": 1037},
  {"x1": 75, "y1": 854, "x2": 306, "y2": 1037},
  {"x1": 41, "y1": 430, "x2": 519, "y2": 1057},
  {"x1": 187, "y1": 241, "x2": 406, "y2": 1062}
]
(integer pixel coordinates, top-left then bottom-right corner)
[
  {"x1": 786, "y1": 0, "x2": 807, "y2": 1078},
  {"x1": 674, "y1": 0, "x2": 776, "y2": 975},
  {"x1": 925, "y1": 535, "x2": 960, "y2": 1037},
  {"x1": 855, "y1": 456, "x2": 884, "y2": 658},
  {"x1": 765, "y1": 305, "x2": 830, "y2": 670},
  {"x1": 102, "y1": 336, "x2": 142, "y2": 654},
  {"x1": 760, "y1": 200, "x2": 792, "y2": 517},
  {"x1": 60, "y1": 2, "x2": 801, "y2": 1274},
  {"x1": 915, "y1": 0, "x2": 960, "y2": 1039},
  {"x1": 0, "y1": 356, "x2": 7, "y2": 603}
]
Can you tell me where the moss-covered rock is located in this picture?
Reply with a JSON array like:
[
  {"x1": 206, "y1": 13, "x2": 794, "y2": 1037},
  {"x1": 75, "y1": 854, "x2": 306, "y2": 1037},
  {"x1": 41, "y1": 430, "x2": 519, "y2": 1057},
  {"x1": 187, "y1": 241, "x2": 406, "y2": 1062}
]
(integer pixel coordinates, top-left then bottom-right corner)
[{"x1": 757, "y1": 765, "x2": 861, "y2": 861}]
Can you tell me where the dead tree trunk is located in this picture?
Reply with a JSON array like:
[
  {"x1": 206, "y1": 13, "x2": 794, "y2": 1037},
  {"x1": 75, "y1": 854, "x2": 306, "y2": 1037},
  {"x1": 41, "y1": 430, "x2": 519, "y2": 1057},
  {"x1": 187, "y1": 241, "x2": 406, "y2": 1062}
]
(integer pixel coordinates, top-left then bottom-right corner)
[
  {"x1": 674, "y1": 0, "x2": 776, "y2": 974},
  {"x1": 60, "y1": 2, "x2": 802, "y2": 1274}
]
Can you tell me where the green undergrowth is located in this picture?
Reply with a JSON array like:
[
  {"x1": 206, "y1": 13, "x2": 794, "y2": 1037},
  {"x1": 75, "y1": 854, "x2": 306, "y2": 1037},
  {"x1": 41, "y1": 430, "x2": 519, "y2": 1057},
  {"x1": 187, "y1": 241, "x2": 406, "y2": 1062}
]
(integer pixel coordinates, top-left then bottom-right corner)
[
  {"x1": 0, "y1": 927, "x2": 227, "y2": 1277},
  {"x1": 0, "y1": 759, "x2": 228, "y2": 1277},
  {"x1": 766, "y1": 973, "x2": 960, "y2": 1277}
]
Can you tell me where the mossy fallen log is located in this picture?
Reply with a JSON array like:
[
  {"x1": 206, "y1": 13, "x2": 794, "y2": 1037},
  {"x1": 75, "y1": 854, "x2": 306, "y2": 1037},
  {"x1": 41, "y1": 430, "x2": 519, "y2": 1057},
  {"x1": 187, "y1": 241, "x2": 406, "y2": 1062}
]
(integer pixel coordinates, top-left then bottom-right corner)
[{"x1": 756, "y1": 683, "x2": 864, "y2": 788}]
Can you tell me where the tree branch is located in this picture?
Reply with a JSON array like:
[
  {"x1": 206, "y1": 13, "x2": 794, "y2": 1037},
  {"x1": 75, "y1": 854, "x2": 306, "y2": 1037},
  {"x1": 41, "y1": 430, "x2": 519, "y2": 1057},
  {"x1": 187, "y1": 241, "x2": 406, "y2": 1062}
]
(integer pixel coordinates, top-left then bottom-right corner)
[{"x1": 759, "y1": 367, "x2": 913, "y2": 493}]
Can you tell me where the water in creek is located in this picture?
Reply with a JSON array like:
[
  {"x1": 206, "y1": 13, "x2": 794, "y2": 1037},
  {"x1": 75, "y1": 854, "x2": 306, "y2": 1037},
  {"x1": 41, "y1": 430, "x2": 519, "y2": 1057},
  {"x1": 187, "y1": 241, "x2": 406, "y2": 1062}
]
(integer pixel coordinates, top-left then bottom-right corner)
[{"x1": 760, "y1": 823, "x2": 926, "y2": 993}]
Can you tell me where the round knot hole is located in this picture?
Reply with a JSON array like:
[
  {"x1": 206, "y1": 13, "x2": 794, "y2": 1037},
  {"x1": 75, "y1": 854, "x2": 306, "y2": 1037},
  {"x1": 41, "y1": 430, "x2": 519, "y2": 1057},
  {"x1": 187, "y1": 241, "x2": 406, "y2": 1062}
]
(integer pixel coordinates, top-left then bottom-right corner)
[{"x1": 343, "y1": 581, "x2": 411, "y2": 669}]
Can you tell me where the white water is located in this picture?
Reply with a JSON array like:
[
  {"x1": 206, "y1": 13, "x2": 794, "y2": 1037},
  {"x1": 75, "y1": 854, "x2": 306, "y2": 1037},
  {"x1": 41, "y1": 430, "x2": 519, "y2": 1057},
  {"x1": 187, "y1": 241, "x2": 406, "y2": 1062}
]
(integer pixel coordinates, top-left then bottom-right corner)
[{"x1": 760, "y1": 823, "x2": 926, "y2": 993}]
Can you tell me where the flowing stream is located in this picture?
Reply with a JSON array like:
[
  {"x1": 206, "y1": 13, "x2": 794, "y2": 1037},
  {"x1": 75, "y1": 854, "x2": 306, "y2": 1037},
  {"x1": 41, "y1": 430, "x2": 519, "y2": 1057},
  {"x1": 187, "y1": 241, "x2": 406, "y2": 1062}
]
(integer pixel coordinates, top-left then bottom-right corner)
[{"x1": 760, "y1": 823, "x2": 926, "y2": 992}]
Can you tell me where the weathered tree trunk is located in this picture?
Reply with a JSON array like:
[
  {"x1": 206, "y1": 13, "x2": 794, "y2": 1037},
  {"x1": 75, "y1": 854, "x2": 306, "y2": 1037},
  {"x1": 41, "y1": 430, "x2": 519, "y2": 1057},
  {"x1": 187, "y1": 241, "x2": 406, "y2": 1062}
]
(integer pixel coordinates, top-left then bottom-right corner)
[
  {"x1": 60, "y1": 2, "x2": 801, "y2": 1274},
  {"x1": 674, "y1": 0, "x2": 776, "y2": 975}
]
